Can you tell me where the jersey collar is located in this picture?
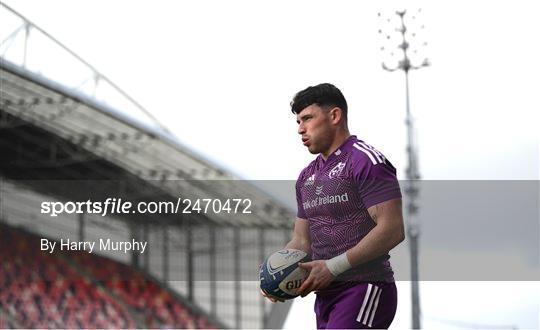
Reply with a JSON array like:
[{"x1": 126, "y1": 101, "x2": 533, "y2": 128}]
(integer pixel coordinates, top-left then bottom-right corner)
[{"x1": 320, "y1": 135, "x2": 357, "y2": 164}]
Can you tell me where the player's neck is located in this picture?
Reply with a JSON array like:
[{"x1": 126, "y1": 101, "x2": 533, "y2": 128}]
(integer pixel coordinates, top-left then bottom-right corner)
[{"x1": 321, "y1": 130, "x2": 351, "y2": 161}]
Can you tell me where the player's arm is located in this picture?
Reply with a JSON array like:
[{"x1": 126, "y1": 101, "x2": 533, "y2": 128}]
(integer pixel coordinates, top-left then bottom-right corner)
[
  {"x1": 345, "y1": 197, "x2": 405, "y2": 267},
  {"x1": 284, "y1": 217, "x2": 311, "y2": 254}
]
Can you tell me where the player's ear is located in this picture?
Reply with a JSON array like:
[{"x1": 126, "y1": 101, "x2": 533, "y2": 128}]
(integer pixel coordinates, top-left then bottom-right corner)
[{"x1": 330, "y1": 107, "x2": 342, "y2": 124}]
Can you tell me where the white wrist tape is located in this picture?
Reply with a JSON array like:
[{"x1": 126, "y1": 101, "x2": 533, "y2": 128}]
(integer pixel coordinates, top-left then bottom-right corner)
[{"x1": 325, "y1": 252, "x2": 352, "y2": 277}]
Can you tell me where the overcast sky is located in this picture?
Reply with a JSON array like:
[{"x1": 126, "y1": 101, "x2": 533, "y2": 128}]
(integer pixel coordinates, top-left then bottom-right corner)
[{"x1": 1, "y1": 0, "x2": 539, "y2": 329}]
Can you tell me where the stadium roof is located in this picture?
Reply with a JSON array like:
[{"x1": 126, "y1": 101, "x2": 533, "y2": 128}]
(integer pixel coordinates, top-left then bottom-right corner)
[{"x1": 0, "y1": 3, "x2": 294, "y2": 229}]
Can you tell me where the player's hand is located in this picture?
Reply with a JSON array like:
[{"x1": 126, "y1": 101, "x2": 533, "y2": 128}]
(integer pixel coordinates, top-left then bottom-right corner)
[
  {"x1": 296, "y1": 260, "x2": 335, "y2": 297},
  {"x1": 260, "y1": 289, "x2": 285, "y2": 303}
]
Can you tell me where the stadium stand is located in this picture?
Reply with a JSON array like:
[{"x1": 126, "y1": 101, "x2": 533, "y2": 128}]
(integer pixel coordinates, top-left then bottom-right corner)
[
  {"x1": 0, "y1": 223, "x2": 135, "y2": 328},
  {"x1": 0, "y1": 3, "x2": 294, "y2": 328},
  {"x1": 71, "y1": 250, "x2": 217, "y2": 329},
  {"x1": 0, "y1": 222, "x2": 218, "y2": 328}
]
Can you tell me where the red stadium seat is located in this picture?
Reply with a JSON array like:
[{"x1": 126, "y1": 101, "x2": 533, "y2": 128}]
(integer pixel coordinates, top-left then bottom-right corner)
[{"x1": 0, "y1": 223, "x2": 217, "y2": 328}]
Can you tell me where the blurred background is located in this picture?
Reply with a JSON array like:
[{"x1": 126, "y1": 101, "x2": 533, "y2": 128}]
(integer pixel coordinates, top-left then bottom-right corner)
[{"x1": 0, "y1": 0, "x2": 538, "y2": 329}]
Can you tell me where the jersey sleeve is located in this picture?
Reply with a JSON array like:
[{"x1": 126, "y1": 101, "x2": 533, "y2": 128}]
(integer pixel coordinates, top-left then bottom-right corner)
[
  {"x1": 295, "y1": 170, "x2": 307, "y2": 219},
  {"x1": 353, "y1": 156, "x2": 402, "y2": 209}
]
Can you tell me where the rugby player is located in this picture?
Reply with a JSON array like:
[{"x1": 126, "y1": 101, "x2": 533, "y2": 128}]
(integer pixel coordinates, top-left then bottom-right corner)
[{"x1": 263, "y1": 83, "x2": 405, "y2": 329}]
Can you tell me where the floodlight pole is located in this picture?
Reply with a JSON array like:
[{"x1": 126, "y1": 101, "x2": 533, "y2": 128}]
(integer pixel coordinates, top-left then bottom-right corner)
[{"x1": 380, "y1": 9, "x2": 429, "y2": 329}]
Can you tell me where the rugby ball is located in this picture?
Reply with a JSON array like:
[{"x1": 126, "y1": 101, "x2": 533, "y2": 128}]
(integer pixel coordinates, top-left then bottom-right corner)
[{"x1": 260, "y1": 249, "x2": 310, "y2": 300}]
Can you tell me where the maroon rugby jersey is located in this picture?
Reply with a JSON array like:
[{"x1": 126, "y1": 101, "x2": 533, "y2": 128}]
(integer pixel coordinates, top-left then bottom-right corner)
[{"x1": 296, "y1": 135, "x2": 402, "y2": 283}]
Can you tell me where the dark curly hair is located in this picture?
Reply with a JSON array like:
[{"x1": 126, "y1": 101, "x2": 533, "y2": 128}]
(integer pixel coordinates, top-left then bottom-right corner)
[{"x1": 290, "y1": 83, "x2": 348, "y2": 119}]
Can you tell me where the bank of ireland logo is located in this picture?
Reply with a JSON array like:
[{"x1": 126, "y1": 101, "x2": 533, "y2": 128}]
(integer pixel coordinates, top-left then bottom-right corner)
[
  {"x1": 328, "y1": 162, "x2": 346, "y2": 179},
  {"x1": 315, "y1": 185, "x2": 324, "y2": 195}
]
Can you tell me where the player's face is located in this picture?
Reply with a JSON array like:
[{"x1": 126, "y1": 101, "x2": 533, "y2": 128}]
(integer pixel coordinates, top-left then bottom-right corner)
[{"x1": 296, "y1": 104, "x2": 334, "y2": 155}]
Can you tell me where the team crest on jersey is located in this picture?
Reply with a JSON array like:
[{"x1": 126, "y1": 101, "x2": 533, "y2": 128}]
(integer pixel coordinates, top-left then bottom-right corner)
[
  {"x1": 328, "y1": 162, "x2": 346, "y2": 179},
  {"x1": 304, "y1": 174, "x2": 315, "y2": 186}
]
